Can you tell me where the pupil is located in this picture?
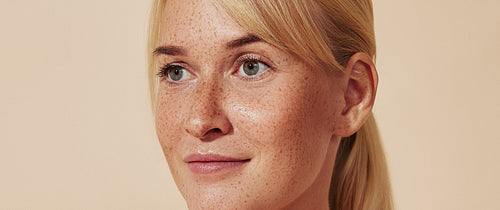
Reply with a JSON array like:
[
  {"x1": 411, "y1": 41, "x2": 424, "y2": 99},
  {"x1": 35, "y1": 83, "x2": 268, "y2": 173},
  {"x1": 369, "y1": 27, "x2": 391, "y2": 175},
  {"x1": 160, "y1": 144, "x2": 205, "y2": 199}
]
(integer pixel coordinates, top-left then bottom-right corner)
[{"x1": 248, "y1": 62, "x2": 254, "y2": 69}]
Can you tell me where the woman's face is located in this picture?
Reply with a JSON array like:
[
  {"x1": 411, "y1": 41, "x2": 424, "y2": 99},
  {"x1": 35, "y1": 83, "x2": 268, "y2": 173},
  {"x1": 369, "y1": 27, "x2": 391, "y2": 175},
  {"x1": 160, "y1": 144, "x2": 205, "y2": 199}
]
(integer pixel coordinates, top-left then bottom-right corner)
[{"x1": 155, "y1": 0, "x2": 347, "y2": 209}]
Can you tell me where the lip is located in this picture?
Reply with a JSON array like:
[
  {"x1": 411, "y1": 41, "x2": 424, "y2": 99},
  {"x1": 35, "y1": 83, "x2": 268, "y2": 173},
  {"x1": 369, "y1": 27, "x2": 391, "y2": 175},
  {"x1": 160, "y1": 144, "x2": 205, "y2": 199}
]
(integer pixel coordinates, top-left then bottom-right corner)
[{"x1": 184, "y1": 154, "x2": 251, "y2": 175}]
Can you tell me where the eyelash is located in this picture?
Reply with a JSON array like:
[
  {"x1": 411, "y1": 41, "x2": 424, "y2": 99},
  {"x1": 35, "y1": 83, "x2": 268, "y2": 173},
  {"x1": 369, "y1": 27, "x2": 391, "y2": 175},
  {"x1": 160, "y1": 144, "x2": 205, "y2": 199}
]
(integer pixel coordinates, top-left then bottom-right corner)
[
  {"x1": 235, "y1": 54, "x2": 262, "y2": 66},
  {"x1": 156, "y1": 54, "x2": 272, "y2": 81}
]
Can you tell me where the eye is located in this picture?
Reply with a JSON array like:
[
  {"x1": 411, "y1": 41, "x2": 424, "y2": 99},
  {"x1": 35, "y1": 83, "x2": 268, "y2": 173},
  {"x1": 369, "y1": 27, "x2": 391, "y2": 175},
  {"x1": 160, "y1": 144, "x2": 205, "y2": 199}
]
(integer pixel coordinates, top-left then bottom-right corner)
[
  {"x1": 238, "y1": 60, "x2": 270, "y2": 77},
  {"x1": 157, "y1": 65, "x2": 193, "y2": 82}
]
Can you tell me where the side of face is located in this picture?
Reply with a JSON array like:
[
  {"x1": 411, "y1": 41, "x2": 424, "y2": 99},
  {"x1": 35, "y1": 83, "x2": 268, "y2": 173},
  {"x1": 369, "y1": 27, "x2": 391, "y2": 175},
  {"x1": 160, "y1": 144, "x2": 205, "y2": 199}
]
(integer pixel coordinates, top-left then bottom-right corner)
[{"x1": 154, "y1": 0, "x2": 357, "y2": 209}]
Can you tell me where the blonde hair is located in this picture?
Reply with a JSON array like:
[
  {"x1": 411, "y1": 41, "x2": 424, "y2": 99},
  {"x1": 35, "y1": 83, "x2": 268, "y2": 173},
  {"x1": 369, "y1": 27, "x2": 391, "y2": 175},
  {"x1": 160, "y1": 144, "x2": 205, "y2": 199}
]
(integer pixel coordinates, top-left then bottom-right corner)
[{"x1": 147, "y1": 0, "x2": 392, "y2": 209}]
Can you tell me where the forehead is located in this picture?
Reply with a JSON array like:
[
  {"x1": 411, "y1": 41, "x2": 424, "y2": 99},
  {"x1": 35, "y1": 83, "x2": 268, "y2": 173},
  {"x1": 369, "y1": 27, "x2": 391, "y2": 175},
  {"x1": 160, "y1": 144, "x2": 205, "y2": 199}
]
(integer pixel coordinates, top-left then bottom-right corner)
[{"x1": 160, "y1": 0, "x2": 247, "y2": 46}]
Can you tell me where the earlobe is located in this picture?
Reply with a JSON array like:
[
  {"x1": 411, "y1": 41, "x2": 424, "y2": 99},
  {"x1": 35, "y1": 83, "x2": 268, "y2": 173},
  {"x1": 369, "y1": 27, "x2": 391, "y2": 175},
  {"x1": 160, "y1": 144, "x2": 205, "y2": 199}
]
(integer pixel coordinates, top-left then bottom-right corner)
[{"x1": 334, "y1": 52, "x2": 378, "y2": 137}]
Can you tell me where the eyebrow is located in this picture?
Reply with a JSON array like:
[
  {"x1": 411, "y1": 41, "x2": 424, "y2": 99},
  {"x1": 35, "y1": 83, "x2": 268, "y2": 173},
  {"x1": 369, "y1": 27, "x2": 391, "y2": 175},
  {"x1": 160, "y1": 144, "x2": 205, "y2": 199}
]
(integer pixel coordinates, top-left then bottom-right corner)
[
  {"x1": 153, "y1": 34, "x2": 262, "y2": 56},
  {"x1": 226, "y1": 34, "x2": 262, "y2": 49},
  {"x1": 153, "y1": 46, "x2": 186, "y2": 56}
]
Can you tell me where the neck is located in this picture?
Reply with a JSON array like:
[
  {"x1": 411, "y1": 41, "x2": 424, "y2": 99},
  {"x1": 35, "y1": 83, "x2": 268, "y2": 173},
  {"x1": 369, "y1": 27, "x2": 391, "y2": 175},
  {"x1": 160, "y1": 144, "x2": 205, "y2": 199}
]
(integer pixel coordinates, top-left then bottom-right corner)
[{"x1": 283, "y1": 136, "x2": 341, "y2": 210}]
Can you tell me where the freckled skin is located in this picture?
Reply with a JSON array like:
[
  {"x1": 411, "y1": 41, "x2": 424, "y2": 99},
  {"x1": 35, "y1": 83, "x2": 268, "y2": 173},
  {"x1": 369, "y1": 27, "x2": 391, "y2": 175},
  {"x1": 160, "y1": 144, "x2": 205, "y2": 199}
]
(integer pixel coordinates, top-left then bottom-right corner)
[{"x1": 155, "y1": 0, "x2": 349, "y2": 209}]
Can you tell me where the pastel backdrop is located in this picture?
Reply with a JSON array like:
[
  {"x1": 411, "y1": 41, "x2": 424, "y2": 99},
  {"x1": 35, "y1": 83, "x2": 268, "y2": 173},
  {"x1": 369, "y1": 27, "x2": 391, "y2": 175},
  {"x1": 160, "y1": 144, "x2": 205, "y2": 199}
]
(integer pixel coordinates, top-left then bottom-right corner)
[{"x1": 1, "y1": 0, "x2": 499, "y2": 209}]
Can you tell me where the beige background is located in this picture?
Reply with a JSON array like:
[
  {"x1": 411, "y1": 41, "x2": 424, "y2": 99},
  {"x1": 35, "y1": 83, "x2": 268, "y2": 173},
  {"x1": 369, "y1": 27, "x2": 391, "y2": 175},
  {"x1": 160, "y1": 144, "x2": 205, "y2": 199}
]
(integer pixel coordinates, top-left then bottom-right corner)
[{"x1": 1, "y1": 0, "x2": 499, "y2": 209}]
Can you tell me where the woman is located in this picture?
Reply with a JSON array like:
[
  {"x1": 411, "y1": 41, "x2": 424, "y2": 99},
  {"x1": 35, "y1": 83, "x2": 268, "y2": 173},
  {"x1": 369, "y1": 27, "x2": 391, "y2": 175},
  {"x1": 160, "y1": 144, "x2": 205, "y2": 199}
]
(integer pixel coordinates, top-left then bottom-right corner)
[{"x1": 147, "y1": 0, "x2": 393, "y2": 209}]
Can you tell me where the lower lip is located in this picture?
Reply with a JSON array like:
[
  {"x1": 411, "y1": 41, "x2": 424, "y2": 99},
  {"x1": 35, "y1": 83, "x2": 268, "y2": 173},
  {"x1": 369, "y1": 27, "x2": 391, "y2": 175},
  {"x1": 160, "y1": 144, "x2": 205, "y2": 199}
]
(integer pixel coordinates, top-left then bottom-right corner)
[{"x1": 187, "y1": 160, "x2": 249, "y2": 174}]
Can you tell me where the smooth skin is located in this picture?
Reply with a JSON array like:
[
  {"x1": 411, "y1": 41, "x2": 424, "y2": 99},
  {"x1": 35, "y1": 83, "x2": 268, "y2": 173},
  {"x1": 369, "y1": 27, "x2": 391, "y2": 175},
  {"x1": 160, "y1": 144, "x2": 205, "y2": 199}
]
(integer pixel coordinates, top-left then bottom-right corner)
[{"x1": 154, "y1": 0, "x2": 378, "y2": 209}]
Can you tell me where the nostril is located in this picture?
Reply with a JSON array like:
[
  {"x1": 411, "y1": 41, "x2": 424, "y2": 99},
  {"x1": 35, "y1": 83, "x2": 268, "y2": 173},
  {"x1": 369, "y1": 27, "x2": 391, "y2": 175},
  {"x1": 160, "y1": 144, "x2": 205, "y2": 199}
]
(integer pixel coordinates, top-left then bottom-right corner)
[
  {"x1": 211, "y1": 128, "x2": 222, "y2": 133},
  {"x1": 199, "y1": 128, "x2": 223, "y2": 141}
]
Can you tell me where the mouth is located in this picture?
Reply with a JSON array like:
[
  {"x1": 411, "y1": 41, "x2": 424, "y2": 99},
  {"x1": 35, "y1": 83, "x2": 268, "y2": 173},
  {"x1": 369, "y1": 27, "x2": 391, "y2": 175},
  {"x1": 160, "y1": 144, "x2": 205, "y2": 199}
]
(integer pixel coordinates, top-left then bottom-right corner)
[{"x1": 184, "y1": 154, "x2": 251, "y2": 175}]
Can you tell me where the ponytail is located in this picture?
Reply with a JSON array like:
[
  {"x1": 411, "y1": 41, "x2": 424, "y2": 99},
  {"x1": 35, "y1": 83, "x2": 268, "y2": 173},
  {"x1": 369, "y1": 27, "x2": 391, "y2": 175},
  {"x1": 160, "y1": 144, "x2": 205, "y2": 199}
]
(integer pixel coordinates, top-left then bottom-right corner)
[{"x1": 330, "y1": 113, "x2": 393, "y2": 209}]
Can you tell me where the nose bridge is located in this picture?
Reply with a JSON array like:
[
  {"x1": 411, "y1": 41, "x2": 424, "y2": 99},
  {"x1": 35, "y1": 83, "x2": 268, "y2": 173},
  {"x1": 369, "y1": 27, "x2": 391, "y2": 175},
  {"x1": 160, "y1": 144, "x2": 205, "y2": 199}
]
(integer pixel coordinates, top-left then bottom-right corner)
[{"x1": 192, "y1": 78, "x2": 221, "y2": 115}]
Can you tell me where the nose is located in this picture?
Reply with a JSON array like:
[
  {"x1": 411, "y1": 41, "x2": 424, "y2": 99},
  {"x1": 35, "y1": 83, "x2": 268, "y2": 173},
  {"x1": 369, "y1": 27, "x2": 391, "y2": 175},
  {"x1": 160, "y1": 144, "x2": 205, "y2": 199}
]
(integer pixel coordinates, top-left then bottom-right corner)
[{"x1": 184, "y1": 79, "x2": 232, "y2": 141}]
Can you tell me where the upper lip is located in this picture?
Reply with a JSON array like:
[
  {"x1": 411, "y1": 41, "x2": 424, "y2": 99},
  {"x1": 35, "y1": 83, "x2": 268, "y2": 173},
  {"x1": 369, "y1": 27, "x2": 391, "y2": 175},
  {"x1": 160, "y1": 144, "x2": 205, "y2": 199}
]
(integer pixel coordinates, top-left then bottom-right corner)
[{"x1": 184, "y1": 154, "x2": 250, "y2": 163}]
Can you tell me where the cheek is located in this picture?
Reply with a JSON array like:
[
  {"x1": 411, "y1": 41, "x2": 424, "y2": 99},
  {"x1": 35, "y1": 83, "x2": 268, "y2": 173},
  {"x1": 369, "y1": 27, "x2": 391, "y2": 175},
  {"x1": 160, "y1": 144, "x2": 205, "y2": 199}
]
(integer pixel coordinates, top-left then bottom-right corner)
[
  {"x1": 155, "y1": 89, "x2": 184, "y2": 157},
  {"x1": 227, "y1": 74, "x2": 340, "y2": 195},
  {"x1": 232, "y1": 76, "x2": 338, "y2": 148},
  {"x1": 155, "y1": 89, "x2": 190, "y2": 191}
]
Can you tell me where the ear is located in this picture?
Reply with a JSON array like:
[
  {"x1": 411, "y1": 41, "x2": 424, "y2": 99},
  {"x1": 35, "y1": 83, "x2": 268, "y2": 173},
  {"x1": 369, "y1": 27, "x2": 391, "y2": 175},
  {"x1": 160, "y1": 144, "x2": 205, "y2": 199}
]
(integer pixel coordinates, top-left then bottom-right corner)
[{"x1": 333, "y1": 52, "x2": 378, "y2": 137}]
